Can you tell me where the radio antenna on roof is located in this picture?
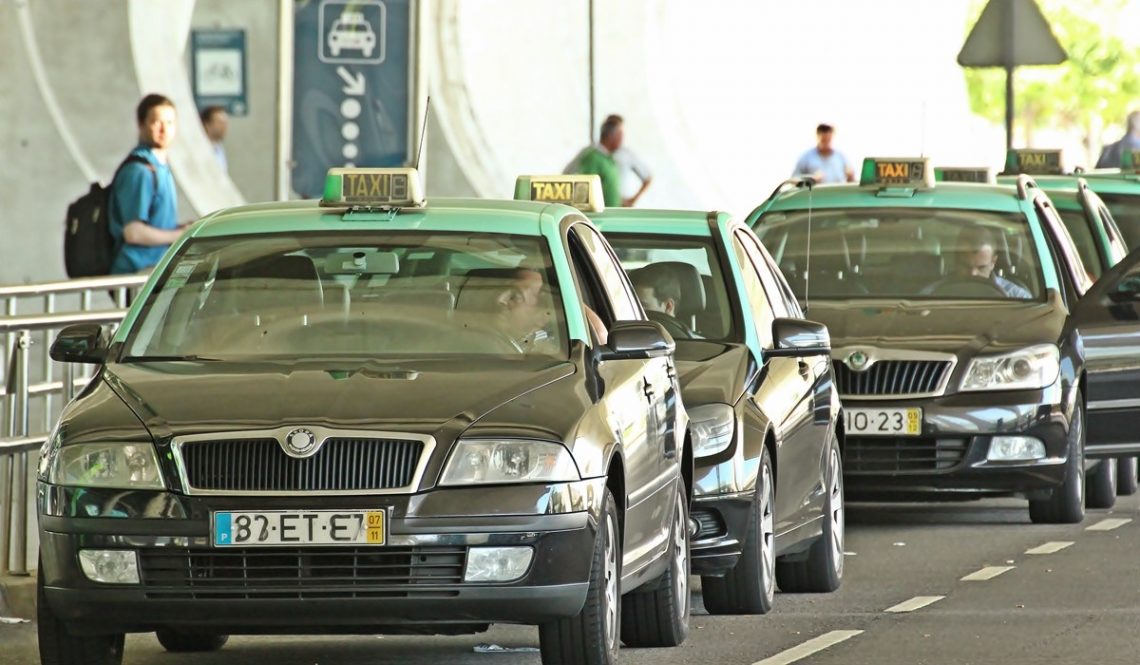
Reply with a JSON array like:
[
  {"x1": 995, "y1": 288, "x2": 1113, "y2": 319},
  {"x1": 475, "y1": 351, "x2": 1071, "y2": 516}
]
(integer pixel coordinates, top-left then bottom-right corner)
[{"x1": 414, "y1": 95, "x2": 431, "y2": 171}]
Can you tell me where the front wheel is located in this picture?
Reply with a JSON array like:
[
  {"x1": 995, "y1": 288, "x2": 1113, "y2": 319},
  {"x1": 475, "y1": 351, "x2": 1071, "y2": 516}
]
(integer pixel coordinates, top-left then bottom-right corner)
[
  {"x1": 777, "y1": 434, "x2": 844, "y2": 593},
  {"x1": 620, "y1": 481, "x2": 690, "y2": 647},
  {"x1": 539, "y1": 488, "x2": 621, "y2": 665},
  {"x1": 1029, "y1": 395, "x2": 1086, "y2": 524},
  {"x1": 38, "y1": 565, "x2": 124, "y2": 665},
  {"x1": 1086, "y1": 457, "x2": 1118, "y2": 509}
]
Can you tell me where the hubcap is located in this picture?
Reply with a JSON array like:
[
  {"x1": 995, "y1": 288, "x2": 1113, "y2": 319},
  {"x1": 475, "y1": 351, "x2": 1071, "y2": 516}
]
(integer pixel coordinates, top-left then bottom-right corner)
[
  {"x1": 760, "y1": 463, "x2": 775, "y2": 596},
  {"x1": 829, "y1": 447, "x2": 845, "y2": 570},
  {"x1": 672, "y1": 490, "x2": 689, "y2": 617},
  {"x1": 603, "y1": 513, "x2": 618, "y2": 651}
]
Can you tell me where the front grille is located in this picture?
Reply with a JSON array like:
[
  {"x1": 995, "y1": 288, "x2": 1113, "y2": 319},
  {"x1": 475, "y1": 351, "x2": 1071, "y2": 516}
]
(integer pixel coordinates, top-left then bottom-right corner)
[
  {"x1": 180, "y1": 437, "x2": 424, "y2": 492},
  {"x1": 845, "y1": 436, "x2": 970, "y2": 473},
  {"x1": 140, "y1": 547, "x2": 466, "y2": 600},
  {"x1": 833, "y1": 360, "x2": 952, "y2": 397},
  {"x1": 691, "y1": 510, "x2": 727, "y2": 540}
]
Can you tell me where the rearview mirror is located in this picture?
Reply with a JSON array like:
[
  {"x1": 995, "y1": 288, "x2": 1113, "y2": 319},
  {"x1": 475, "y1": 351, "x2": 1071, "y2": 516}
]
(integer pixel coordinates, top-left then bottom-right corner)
[
  {"x1": 50, "y1": 324, "x2": 109, "y2": 364},
  {"x1": 599, "y1": 321, "x2": 675, "y2": 361},
  {"x1": 766, "y1": 318, "x2": 830, "y2": 358}
]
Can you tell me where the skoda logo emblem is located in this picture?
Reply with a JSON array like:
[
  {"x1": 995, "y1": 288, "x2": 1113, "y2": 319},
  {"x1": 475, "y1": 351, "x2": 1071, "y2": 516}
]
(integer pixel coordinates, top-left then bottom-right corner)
[
  {"x1": 846, "y1": 351, "x2": 870, "y2": 372},
  {"x1": 283, "y1": 428, "x2": 318, "y2": 457}
]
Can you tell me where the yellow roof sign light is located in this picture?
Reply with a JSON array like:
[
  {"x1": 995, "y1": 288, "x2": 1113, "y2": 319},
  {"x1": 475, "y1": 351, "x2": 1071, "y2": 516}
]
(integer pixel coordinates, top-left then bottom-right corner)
[
  {"x1": 1003, "y1": 149, "x2": 1063, "y2": 176},
  {"x1": 514, "y1": 175, "x2": 605, "y2": 213},
  {"x1": 859, "y1": 157, "x2": 935, "y2": 189},
  {"x1": 934, "y1": 167, "x2": 996, "y2": 184},
  {"x1": 320, "y1": 167, "x2": 425, "y2": 209}
]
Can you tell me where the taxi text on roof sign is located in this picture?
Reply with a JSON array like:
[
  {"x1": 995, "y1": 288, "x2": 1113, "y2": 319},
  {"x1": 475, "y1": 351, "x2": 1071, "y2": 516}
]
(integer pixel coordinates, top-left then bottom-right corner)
[
  {"x1": 514, "y1": 175, "x2": 605, "y2": 213},
  {"x1": 320, "y1": 167, "x2": 426, "y2": 209},
  {"x1": 935, "y1": 167, "x2": 996, "y2": 184},
  {"x1": 1004, "y1": 149, "x2": 1062, "y2": 176},
  {"x1": 859, "y1": 157, "x2": 934, "y2": 188}
]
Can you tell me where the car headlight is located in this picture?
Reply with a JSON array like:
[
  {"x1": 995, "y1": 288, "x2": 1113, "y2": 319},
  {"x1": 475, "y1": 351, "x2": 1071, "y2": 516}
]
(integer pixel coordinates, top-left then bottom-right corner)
[
  {"x1": 689, "y1": 404, "x2": 736, "y2": 457},
  {"x1": 47, "y1": 442, "x2": 166, "y2": 489},
  {"x1": 440, "y1": 439, "x2": 580, "y2": 485},
  {"x1": 960, "y1": 344, "x2": 1060, "y2": 392}
]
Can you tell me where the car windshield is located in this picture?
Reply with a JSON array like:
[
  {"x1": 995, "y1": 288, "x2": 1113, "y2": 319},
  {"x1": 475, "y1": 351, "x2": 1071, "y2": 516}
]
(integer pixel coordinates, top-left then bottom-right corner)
[
  {"x1": 124, "y1": 232, "x2": 568, "y2": 360},
  {"x1": 605, "y1": 234, "x2": 736, "y2": 341},
  {"x1": 1099, "y1": 194, "x2": 1140, "y2": 250},
  {"x1": 755, "y1": 208, "x2": 1046, "y2": 301},
  {"x1": 1056, "y1": 208, "x2": 1104, "y2": 278}
]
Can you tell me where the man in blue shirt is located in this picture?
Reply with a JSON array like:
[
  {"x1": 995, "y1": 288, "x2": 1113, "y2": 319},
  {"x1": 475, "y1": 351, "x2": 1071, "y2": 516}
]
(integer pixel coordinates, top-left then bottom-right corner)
[
  {"x1": 792, "y1": 123, "x2": 855, "y2": 184},
  {"x1": 109, "y1": 94, "x2": 187, "y2": 274},
  {"x1": 1095, "y1": 110, "x2": 1140, "y2": 169}
]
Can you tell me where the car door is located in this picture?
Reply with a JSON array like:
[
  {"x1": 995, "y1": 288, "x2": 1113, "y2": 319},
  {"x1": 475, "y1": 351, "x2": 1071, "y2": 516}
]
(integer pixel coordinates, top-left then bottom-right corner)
[
  {"x1": 729, "y1": 229, "x2": 817, "y2": 533},
  {"x1": 1070, "y1": 247, "x2": 1140, "y2": 460},
  {"x1": 567, "y1": 222, "x2": 676, "y2": 574}
]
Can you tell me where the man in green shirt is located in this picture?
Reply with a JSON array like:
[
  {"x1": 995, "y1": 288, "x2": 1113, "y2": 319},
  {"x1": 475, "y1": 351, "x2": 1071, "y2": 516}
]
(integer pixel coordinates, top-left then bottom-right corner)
[{"x1": 573, "y1": 116, "x2": 623, "y2": 207}]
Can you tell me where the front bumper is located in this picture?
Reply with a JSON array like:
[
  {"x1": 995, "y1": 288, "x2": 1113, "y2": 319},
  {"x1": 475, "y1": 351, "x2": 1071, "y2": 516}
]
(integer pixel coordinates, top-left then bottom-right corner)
[
  {"x1": 687, "y1": 492, "x2": 752, "y2": 575},
  {"x1": 38, "y1": 479, "x2": 603, "y2": 635},
  {"x1": 842, "y1": 387, "x2": 1072, "y2": 498}
]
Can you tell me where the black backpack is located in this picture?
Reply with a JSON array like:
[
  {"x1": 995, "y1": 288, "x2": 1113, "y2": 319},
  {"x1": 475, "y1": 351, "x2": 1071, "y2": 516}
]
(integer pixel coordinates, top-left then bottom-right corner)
[{"x1": 64, "y1": 155, "x2": 156, "y2": 278}]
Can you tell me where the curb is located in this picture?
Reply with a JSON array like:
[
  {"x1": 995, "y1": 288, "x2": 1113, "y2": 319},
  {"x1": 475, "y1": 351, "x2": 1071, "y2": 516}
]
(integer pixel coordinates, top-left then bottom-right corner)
[{"x1": 0, "y1": 573, "x2": 36, "y2": 621}]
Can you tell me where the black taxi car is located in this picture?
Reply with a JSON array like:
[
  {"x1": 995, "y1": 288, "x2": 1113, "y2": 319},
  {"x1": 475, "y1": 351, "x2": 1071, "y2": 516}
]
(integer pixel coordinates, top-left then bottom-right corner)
[
  {"x1": 38, "y1": 169, "x2": 690, "y2": 665},
  {"x1": 749, "y1": 157, "x2": 1140, "y2": 523},
  {"x1": 517, "y1": 175, "x2": 844, "y2": 615}
]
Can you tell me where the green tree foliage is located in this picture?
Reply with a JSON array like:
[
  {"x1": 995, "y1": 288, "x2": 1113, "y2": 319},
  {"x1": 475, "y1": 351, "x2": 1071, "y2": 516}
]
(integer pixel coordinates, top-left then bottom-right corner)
[{"x1": 963, "y1": 0, "x2": 1140, "y2": 145}]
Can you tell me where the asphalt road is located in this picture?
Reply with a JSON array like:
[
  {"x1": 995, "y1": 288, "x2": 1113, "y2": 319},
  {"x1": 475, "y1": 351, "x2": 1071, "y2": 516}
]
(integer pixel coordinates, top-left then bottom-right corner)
[{"x1": 4, "y1": 495, "x2": 1140, "y2": 664}]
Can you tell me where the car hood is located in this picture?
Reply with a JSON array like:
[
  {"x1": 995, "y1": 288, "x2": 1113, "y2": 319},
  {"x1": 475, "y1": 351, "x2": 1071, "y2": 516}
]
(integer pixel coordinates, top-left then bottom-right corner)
[
  {"x1": 674, "y1": 341, "x2": 754, "y2": 406},
  {"x1": 103, "y1": 358, "x2": 576, "y2": 440},
  {"x1": 804, "y1": 297, "x2": 1068, "y2": 356}
]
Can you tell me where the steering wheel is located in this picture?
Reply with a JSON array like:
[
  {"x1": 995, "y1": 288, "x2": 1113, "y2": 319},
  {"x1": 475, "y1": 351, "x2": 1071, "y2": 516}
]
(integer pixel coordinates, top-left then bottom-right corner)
[
  {"x1": 455, "y1": 323, "x2": 525, "y2": 354},
  {"x1": 646, "y1": 310, "x2": 693, "y2": 340},
  {"x1": 923, "y1": 276, "x2": 1008, "y2": 299}
]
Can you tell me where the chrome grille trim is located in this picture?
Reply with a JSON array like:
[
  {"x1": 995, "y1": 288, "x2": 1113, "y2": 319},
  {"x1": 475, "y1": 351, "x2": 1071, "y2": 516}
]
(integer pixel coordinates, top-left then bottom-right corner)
[
  {"x1": 170, "y1": 427, "x2": 436, "y2": 496},
  {"x1": 831, "y1": 347, "x2": 956, "y2": 400}
]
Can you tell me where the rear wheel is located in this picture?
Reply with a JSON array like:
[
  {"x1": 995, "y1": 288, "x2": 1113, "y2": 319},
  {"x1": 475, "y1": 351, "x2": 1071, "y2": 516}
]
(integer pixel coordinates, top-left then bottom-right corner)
[
  {"x1": 1116, "y1": 457, "x2": 1138, "y2": 496},
  {"x1": 1029, "y1": 395, "x2": 1086, "y2": 524},
  {"x1": 702, "y1": 446, "x2": 775, "y2": 615},
  {"x1": 1086, "y1": 457, "x2": 1118, "y2": 509},
  {"x1": 155, "y1": 630, "x2": 229, "y2": 653},
  {"x1": 37, "y1": 564, "x2": 124, "y2": 665},
  {"x1": 540, "y1": 488, "x2": 621, "y2": 665},
  {"x1": 777, "y1": 434, "x2": 844, "y2": 593},
  {"x1": 620, "y1": 481, "x2": 690, "y2": 647}
]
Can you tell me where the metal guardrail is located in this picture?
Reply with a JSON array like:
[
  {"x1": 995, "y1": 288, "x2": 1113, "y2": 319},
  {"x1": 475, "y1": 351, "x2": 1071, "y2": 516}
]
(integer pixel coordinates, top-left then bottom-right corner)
[{"x1": 1, "y1": 275, "x2": 143, "y2": 576}]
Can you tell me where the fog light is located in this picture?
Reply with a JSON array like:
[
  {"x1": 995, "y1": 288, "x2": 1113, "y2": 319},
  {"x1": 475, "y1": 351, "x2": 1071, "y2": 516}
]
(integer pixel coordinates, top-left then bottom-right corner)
[
  {"x1": 464, "y1": 547, "x2": 534, "y2": 583},
  {"x1": 78, "y1": 549, "x2": 140, "y2": 584},
  {"x1": 987, "y1": 436, "x2": 1046, "y2": 462}
]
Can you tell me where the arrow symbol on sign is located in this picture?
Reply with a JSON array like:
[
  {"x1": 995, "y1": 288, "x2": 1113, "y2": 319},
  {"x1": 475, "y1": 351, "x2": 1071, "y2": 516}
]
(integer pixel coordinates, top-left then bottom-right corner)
[{"x1": 337, "y1": 66, "x2": 366, "y2": 96}]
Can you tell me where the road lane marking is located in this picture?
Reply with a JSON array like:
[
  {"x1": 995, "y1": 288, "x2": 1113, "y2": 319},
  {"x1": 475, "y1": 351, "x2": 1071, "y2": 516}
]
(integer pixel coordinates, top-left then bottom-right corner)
[
  {"x1": 885, "y1": 595, "x2": 944, "y2": 613},
  {"x1": 1086, "y1": 518, "x2": 1132, "y2": 531},
  {"x1": 1025, "y1": 541, "x2": 1073, "y2": 555},
  {"x1": 961, "y1": 566, "x2": 1014, "y2": 581},
  {"x1": 751, "y1": 630, "x2": 864, "y2": 665}
]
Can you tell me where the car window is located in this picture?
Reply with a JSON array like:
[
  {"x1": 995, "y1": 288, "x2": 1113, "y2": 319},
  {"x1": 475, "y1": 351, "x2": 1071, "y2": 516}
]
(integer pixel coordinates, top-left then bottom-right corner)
[
  {"x1": 607, "y1": 234, "x2": 736, "y2": 341},
  {"x1": 1099, "y1": 194, "x2": 1140, "y2": 250},
  {"x1": 1036, "y1": 200, "x2": 1093, "y2": 297},
  {"x1": 1057, "y1": 208, "x2": 1103, "y2": 278},
  {"x1": 125, "y1": 232, "x2": 568, "y2": 360},
  {"x1": 755, "y1": 207, "x2": 1047, "y2": 302},
  {"x1": 572, "y1": 224, "x2": 642, "y2": 321},
  {"x1": 1101, "y1": 207, "x2": 1129, "y2": 264},
  {"x1": 731, "y1": 235, "x2": 775, "y2": 348},
  {"x1": 737, "y1": 230, "x2": 791, "y2": 319}
]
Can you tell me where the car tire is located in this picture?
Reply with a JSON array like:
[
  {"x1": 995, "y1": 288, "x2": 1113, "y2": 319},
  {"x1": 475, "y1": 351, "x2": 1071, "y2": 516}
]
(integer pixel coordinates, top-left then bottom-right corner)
[
  {"x1": 1086, "y1": 457, "x2": 1117, "y2": 510},
  {"x1": 620, "y1": 481, "x2": 690, "y2": 648},
  {"x1": 776, "y1": 434, "x2": 844, "y2": 593},
  {"x1": 37, "y1": 564, "x2": 125, "y2": 665},
  {"x1": 1029, "y1": 395, "x2": 1086, "y2": 525},
  {"x1": 539, "y1": 487, "x2": 621, "y2": 665},
  {"x1": 1116, "y1": 457, "x2": 1138, "y2": 496},
  {"x1": 155, "y1": 629, "x2": 230, "y2": 652},
  {"x1": 702, "y1": 445, "x2": 775, "y2": 615}
]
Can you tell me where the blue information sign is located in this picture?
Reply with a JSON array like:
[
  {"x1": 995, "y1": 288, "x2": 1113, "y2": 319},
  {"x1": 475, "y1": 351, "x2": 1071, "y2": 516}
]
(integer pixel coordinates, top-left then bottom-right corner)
[
  {"x1": 292, "y1": 0, "x2": 412, "y2": 198},
  {"x1": 191, "y1": 29, "x2": 249, "y2": 116}
]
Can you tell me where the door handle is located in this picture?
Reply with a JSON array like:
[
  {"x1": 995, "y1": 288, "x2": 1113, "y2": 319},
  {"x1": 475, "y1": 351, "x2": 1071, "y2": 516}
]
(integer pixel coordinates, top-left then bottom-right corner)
[
  {"x1": 798, "y1": 360, "x2": 811, "y2": 378},
  {"x1": 643, "y1": 377, "x2": 656, "y2": 401}
]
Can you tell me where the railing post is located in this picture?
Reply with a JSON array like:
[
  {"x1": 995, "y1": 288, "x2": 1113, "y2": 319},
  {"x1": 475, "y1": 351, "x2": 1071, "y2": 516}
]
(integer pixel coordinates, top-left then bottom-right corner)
[
  {"x1": 0, "y1": 336, "x2": 18, "y2": 575},
  {"x1": 10, "y1": 331, "x2": 31, "y2": 575}
]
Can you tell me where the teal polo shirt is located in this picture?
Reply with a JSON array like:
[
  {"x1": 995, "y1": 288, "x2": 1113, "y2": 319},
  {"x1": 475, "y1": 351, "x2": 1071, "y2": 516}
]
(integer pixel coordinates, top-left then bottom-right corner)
[{"x1": 109, "y1": 145, "x2": 178, "y2": 274}]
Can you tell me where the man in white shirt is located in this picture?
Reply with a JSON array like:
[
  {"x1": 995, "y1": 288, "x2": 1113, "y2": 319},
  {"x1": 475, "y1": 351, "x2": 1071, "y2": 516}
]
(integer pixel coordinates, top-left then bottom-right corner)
[
  {"x1": 564, "y1": 114, "x2": 654, "y2": 206},
  {"x1": 200, "y1": 105, "x2": 229, "y2": 173}
]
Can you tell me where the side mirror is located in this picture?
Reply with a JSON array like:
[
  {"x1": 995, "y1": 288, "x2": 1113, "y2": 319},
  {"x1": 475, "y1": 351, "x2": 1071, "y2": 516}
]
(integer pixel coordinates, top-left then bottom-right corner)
[
  {"x1": 599, "y1": 320, "x2": 675, "y2": 361},
  {"x1": 1108, "y1": 275, "x2": 1140, "y2": 303},
  {"x1": 766, "y1": 318, "x2": 830, "y2": 358},
  {"x1": 50, "y1": 324, "x2": 109, "y2": 364}
]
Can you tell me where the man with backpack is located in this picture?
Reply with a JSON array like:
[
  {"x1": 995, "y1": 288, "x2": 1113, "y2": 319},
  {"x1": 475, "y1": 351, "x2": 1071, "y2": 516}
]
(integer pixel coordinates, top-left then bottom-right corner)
[{"x1": 108, "y1": 93, "x2": 187, "y2": 274}]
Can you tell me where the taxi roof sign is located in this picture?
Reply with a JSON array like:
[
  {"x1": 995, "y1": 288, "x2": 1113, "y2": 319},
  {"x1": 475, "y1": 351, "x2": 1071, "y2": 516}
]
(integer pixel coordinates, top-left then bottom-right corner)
[
  {"x1": 859, "y1": 157, "x2": 934, "y2": 188},
  {"x1": 1003, "y1": 149, "x2": 1063, "y2": 176},
  {"x1": 320, "y1": 167, "x2": 425, "y2": 209},
  {"x1": 1123, "y1": 149, "x2": 1140, "y2": 173},
  {"x1": 515, "y1": 175, "x2": 605, "y2": 213},
  {"x1": 934, "y1": 167, "x2": 996, "y2": 184}
]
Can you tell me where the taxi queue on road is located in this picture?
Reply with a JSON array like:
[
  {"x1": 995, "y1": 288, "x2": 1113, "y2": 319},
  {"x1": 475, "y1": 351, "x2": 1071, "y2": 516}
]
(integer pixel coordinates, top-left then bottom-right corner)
[{"x1": 32, "y1": 147, "x2": 1140, "y2": 665}]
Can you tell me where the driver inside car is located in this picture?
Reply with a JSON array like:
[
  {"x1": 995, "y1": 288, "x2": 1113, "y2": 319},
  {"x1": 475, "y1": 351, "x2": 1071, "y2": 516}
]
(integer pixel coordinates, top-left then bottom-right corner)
[
  {"x1": 459, "y1": 266, "x2": 556, "y2": 354},
  {"x1": 630, "y1": 264, "x2": 695, "y2": 339},
  {"x1": 922, "y1": 226, "x2": 1032, "y2": 299}
]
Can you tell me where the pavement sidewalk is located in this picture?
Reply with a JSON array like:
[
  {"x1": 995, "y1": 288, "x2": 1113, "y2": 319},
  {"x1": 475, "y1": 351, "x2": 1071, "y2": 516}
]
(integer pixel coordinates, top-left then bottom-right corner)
[{"x1": 0, "y1": 572, "x2": 35, "y2": 621}]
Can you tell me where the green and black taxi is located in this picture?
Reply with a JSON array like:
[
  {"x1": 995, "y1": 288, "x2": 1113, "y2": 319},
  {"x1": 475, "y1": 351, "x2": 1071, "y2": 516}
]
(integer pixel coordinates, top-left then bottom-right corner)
[
  {"x1": 517, "y1": 175, "x2": 843, "y2": 615},
  {"x1": 38, "y1": 168, "x2": 692, "y2": 665},
  {"x1": 748, "y1": 157, "x2": 1140, "y2": 523}
]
